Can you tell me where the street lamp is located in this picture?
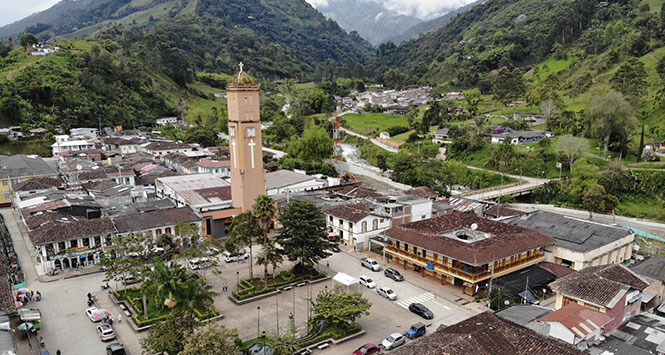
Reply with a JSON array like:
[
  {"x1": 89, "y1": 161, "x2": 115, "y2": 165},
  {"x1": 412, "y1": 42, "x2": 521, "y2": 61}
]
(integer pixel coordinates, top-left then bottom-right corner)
[
  {"x1": 257, "y1": 306, "x2": 261, "y2": 338},
  {"x1": 275, "y1": 292, "x2": 279, "y2": 336},
  {"x1": 236, "y1": 271, "x2": 239, "y2": 291}
]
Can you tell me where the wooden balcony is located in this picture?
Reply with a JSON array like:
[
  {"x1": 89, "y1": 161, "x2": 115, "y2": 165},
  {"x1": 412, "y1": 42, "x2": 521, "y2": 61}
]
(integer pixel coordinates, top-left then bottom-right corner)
[{"x1": 385, "y1": 245, "x2": 545, "y2": 283}]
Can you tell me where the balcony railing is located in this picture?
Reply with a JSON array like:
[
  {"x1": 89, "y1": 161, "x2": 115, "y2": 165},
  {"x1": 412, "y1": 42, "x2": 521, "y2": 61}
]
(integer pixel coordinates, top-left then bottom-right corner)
[{"x1": 385, "y1": 245, "x2": 544, "y2": 282}]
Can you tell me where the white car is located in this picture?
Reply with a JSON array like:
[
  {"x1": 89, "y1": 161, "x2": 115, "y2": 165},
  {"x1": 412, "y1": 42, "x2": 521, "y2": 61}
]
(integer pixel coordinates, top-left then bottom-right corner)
[
  {"x1": 359, "y1": 275, "x2": 376, "y2": 289},
  {"x1": 361, "y1": 258, "x2": 381, "y2": 271},
  {"x1": 222, "y1": 251, "x2": 250, "y2": 263},
  {"x1": 85, "y1": 307, "x2": 101, "y2": 322},
  {"x1": 96, "y1": 323, "x2": 116, "y2": 342},
  {"x1": 377, "y1": 286, "x2": 397, "y2": 300},
  {"x1": 381, "y1": 332, "x2": 405, "y2": 350},
  {"x1": 189, "y1": 257, "x2": 213, "y2": 270}
]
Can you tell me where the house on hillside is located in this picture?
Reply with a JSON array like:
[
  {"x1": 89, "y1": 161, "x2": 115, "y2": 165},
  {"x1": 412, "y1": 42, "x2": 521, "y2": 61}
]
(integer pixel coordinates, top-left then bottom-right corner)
[{"x1": 431, "y1": 128, "x2": 450, "y2": 144}]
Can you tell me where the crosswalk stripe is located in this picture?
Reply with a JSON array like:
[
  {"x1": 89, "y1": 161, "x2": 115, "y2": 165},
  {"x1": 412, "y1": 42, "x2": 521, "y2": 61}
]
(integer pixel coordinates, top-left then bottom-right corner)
[{"x1": 396, "y1": 292, "x2": 435, "y2": 309}]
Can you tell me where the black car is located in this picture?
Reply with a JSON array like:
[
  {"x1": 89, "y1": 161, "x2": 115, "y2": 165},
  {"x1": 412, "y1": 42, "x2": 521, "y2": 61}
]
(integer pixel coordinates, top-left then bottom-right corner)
[
  {"x1": 384, "y1": 267, "x2": 404, "y2": 281},
  {"x1": 409, "y1": 303, "x2": 434, "y2": 319},
  {"x1": 106, "y1": 343, "x2": 126, "y2": 355},
  {"x1": 329, "y1": 243, "x2": 341, "y2": 253}
]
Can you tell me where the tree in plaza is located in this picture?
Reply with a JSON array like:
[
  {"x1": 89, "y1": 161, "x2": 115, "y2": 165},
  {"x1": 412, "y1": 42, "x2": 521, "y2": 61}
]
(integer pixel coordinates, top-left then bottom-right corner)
[
  {"x1": 557, "y1": 134, "x2": 588, "y2": 173},
  {"x1": 141, "y1": 260, "x2": 216, "y2": 314},
  {"x1": 256, "y1": 238, "x2": 284, "y2": 281},
  {"x1": 265, "y1": 321, "x2": 301, "y2": 355},
  {"x1": 590, "y1": 91, "x2": 637, "y2": 155},
  {"x1": 312, "y1": 286, "x2": 371, "y2": 326},
  {"x1": 286, "y1": 125, "x2": 333, "y2": 162},
  {"x1": 19, "y1": 33, "x2": 38, "y2": 48},
  {"x1": 253, "y1": 195, "x2": 277, "y2": 282},
  {"x1": 142, "y1": 311, "x2": 198, "y2": 355},
  {"x1": 181, "y1": 324, "x2": 240, "y2": 355},
  {"x1": 99, "y1": 232, "x2": 157, "y2": 287},
  {"x1": 227, "y1": 211, "x2": 262, "y2": 278},
  {"x1": 277, "y1": 200, "x2": 332, "y2": 270},
  {"x1": 175, "y1": 221, "x2": 202, "y2": 248}
]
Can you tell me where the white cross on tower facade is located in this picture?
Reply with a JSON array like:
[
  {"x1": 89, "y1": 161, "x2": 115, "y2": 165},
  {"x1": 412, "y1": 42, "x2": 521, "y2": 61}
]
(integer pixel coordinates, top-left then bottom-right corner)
[
  {"x1": 248, "y1": 139, "x2": 256, "y2": 169},
  {"x1": 238, "y1": 61, "x2": 244, "y2": 74},
  {"x1": 231, "y1": 139, "x2": 237, "y2": 168}
]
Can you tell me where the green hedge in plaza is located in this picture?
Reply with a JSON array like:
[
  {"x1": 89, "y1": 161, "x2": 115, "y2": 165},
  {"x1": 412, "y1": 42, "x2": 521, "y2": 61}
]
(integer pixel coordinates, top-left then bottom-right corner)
[{"x1": 233, "y1": 266, "x2": 327, "y2": 301}]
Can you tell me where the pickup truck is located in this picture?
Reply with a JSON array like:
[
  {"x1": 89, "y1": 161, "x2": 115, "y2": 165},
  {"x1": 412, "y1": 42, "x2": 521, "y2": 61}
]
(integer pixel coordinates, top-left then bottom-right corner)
[
  {"x1": 405, "y1": 322, "x2": 426, "y2": 339},
  {"x1": 360, "y1": 257, "x2": 381, "y2": 271}
]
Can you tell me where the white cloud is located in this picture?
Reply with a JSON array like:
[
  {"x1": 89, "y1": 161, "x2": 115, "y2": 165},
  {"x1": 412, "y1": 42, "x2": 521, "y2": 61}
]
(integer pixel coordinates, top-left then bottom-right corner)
[
  {"x1": 0, "y1": 0, "x2": 60, "y2": 27},
  {"x1": 306, "y1": 0, "x2": 330, "y2": 9},
  {"x1": 381, "y1": 0, "x2": 477, "y2": 19}
]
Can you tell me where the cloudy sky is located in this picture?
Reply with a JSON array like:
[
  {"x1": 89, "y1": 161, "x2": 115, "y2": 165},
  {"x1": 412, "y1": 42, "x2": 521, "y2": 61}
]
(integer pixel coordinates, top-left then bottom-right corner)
[
  {"x1": 0, "y1": 0, "x2": 60, "y2": 27},
  {"x1": 0, "y1": 0, "x2": 474, "y2": 27},
  {"x1": 307, "y1": 0, "x2": 476, "y2": 20}
]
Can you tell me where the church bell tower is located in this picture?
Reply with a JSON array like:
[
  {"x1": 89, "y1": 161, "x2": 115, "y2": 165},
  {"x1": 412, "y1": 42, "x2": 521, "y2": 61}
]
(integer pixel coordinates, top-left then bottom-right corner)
[{"x1": 227, "y1": 63, "x2": 266, "y2": 212}]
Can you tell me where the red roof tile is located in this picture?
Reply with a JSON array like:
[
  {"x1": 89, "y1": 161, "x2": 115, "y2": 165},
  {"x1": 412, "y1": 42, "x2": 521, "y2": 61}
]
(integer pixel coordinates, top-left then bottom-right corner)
[{"x1": 539, "y1": 303, "x2": 613, "y2": 338}]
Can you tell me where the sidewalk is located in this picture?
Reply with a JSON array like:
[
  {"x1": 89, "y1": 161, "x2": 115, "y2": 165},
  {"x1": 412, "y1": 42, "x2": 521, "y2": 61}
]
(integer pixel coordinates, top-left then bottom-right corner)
[{"x1": 93, "y1": 289, "x2": 145, "y2": 353}]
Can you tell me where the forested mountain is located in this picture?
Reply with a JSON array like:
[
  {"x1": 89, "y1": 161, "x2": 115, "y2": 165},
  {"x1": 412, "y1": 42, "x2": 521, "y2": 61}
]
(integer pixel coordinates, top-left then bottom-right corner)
[
  {"x1": 307, "y1": 0, "x2": 422, "y2": 45},
  {"x1": 0, "y1": 0, "x2": 373, "y2": 80},
  {"x1": 384, "y1": 0, "x2": 485, "y2": 45},
  {"x1": 0, "y1": 0, "x2": 96, "y2": 39}
]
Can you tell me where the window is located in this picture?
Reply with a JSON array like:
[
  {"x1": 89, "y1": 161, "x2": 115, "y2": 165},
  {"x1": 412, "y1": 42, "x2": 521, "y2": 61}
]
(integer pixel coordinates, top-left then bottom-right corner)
[
  {"x1": 166, "y1": 227, "x2": 172, "y2": 234},
  {"x1": 404, "y1": 243, "x2": 408, "y2": 251},
  {"x1": 422, "y1": 249, "x2": 427, "y2": 258},
  {"x1": 361, "y1": 221, "x2": 367, "y2": 233},
  {"x1": 229, "y1": 126, "x2": 235, "y2": 137},
  {"x1": 372, "y1": 219, "x2": 378, "y2": 230},
  {"x1": 70, "y1": 240, "x2": 78, "y2": 248},
  {"x1": 413, "y1": 246, "x2": 417, "y2": 254},
  {"x1": 94, "y1": 236, "x2": 101, "y2": 246},
  {"x1": 82, "y1": 238, "x2": 90, "y2": 247},
  {"x1": 329, "y1": 216, "x2": 333, "y2": 223},
  {"x1": 3, "y1": 193, "x2": 10, "y2": 200},
  {"x1": 244, "y1": 96, "x2": 249, "y2": 103},
  {"x1": 1, "y1": 180, "x2": 6, "y2": 186},
  {"x1": 156, "y1": 229, "x2": 162, "y2": 236},
  {"x1": 339, "y1": 219, "x2": 343, "y2": 227},
  {"x1": 395, "y1": 241, "x2": 400, "y2": 249},
  {"x1": 349, "y1": 222, "x2": 353, "y2": 229},
  {"x1": 58, "y1": 242, "x2": 66, "y2": 251}
]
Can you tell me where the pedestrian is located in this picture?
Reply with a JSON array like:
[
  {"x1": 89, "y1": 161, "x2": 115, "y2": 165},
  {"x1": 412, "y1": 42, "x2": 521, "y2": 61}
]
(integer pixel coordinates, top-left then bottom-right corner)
[
  {"x1": 118, "y1": 313, "x2": 122, "y2": 323},
  {"x1": 56, "y1": 350, "x2": 61, "y2": 355},
  {"x1": 108, "y1": 316, "x2": 113, "y2": 326},
  {"x1": 223, "y1": 283, "x2": 228, "y2": 292},
  {"x1": 87, "y1": 292, "x2": 92, "y2": 300}
]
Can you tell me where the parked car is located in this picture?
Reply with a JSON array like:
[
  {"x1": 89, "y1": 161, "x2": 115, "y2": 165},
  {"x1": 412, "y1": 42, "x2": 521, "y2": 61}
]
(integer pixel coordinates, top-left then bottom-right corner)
[
  {"x1": 85, "y1": 307, "x2": 101, "y2": 322},
  {"x1": 384, "y1": 268, "x2": 404, "y2": 281},
  {"x1": 189, "y1": 257, "x2": 213, "y2": 270},
  {"x1": 352, "y1": 343, "x2": 381, "y2": 355},
  {"x1": 359, "y1": 275, "x2": 376, "y2": 289},
  {"x1": 97, "y1": 323, "x2": 116, "y2": 341},
  {"x1": 409, "y1": 303, "x2": 434, "y2": 320},
  {"x1": 223, "y1": 250, "x2": 250, "y2": 263},
  {"x1": 329, "y1": 243, "x2": 341, "y2": 253},
  {"x1": 405, "y1": 322, "x2": 427, "y2": 339},
  {"x1": 377, "y1": 286, "x2": 397, "y2": 300},
  {"x1": 361, "y1": 258, "x2": 381, "y2": 271},
  {"x1": 380, "y1": 333, "x2": 405, "y2": 350},
  {"x1": 106, "y1": 343, "x2": 126, "y2": 355},
  {"x1": 122, "y1": 275, "x2": 139, "y2": 286}
]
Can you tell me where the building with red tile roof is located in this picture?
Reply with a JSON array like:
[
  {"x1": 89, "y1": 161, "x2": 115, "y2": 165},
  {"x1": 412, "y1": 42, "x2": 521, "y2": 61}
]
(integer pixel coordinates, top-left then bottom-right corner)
[{"x1": 539, "y1": 303, "x2": 613, "y2": 345}]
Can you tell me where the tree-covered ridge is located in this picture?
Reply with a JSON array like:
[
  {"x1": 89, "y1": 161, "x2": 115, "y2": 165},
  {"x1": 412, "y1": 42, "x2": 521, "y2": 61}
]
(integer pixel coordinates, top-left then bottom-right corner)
[{"x1": 0, "y1": 41, "x2": 173, "y2": 130}]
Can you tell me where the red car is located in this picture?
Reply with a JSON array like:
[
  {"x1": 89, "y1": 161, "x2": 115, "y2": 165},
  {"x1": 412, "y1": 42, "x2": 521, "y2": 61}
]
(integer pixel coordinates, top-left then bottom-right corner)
[{"x1": 353, "y1": 343, "x2": 381, "y2": 355}]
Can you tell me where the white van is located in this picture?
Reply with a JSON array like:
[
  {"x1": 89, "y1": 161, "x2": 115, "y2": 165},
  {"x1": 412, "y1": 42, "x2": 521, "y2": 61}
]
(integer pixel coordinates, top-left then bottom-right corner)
[{"x1": 189, "y1": 257, "x2": 213, "y2": 270}]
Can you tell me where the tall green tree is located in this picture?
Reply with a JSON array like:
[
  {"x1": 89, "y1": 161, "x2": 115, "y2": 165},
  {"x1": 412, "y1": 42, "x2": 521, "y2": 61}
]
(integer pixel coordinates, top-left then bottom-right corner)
[
  {"x1": 611, "y1": 58, "x2": 648, "y2": 100},
  {"x1": 19, "y1": 33, "x2": 38, "y2": 48},
  {"x1": 253, "y1": 194, "x2": 277, "y2": 282},
  {"x1": 256, "y1": 238, "x2": 284, "y2": 282},
  {"x1": 286, "y1": 125, "x2": 333, "y2": 162},
  {"x1": 312, "y1": 286, "x2": 371, "y2": 326},
  {"x1": 557, "y1": 134, "x2": 588, "y2": 173},
  {"x1": 181, "y1": 324, "x2": 240, "y2": 355},
  {"x1": 264, "y1": 322, "x2": 300, "y2": 355},
  {"x1": 568, "y1": 158, "x2": 600, "y2": 204},
  {"x1": 582, "y1": 184, "x2": 619, "y2": 219},
  {"x1": 141, "y1": 311, "x2": 198, "y2": 355},
  {"x1": 590, "y1": 91, "x2": 637, "y2": 155},
  {"x1": 492, "y1": 67, "x2": 526, "y2": 107},
  {"x1": 228, "y1": 211, "x2": 262, "y2": 278},
  {"x1": 277, "y1": 200, "x2": 331, "y2": 270}
]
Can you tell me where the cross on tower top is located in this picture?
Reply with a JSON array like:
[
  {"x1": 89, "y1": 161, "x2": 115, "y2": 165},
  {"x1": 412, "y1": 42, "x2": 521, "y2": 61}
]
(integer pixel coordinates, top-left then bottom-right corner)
[{"x1": 238, "y1": 61, "x2": 244, "y2": 74}]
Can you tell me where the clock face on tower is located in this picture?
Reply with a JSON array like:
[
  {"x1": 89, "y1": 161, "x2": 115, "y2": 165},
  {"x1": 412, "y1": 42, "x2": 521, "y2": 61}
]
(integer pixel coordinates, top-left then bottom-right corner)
[
  {"x1": 247, "y1": 128, "x2": 256, "y2": 137},
  {"x1": 229, "y1": 126, "x2": 235, "y2": 137}
]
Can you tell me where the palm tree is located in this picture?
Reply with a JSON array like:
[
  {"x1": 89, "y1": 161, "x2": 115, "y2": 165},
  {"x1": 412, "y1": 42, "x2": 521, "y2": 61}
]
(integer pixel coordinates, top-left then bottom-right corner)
[
  {"x1": 228, "y1": 212, "x2": 262, "y2": 278},
  {"x1": 253, "y1": 195, "x2": 277, "y2": 281}
]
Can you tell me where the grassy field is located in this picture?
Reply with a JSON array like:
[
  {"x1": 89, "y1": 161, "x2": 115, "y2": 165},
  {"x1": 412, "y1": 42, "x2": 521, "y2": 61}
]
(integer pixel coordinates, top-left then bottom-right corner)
[
  {"x1": 342, "y1": 113, "x2": 408, "y2": 136},
  {"x1": 0, "y1": 139, "x2": 53, "y2": 157}
]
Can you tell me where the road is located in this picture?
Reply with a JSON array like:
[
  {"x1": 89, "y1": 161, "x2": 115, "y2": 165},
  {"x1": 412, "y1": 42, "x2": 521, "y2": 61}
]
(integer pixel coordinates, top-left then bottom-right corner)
[{"x1": 461, "y1": 169, "x2": 552, "y2": 200}]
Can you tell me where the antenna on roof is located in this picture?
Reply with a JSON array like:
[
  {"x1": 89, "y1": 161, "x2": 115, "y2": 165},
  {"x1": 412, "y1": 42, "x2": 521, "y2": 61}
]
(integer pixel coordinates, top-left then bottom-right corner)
[{"x1": 471, "y1": 223, "x2": 478, "y2": 231}]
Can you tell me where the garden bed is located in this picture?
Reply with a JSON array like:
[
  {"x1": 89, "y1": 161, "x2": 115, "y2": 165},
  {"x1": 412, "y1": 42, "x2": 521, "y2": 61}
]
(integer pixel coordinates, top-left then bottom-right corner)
[
  {"x1": 113, "y1": 287, "x2": 219, "y2": 328},
  {"x1": 232, "y1": 266, "x2": 328, "y2": 302}
]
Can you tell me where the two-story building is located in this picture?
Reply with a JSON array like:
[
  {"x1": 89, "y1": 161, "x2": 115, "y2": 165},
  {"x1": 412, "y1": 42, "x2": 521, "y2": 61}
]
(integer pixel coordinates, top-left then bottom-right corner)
[
  {"x1": 0, "y1": 155, "x2": 58, "y2": 207},
  {"x1": 548, "y1": 263, "x2": 648, "y2": 332},
  {"x1": 504, "y1": 211, "x2": 634, "y2": 270},
  {"x1": 383, "y1": 213, "x2": 555, "y2": 295},
  {"x1": 195, "y1": 159, "x2": 231, "y2": 178},
  {"x1": 102, "y1": 137, "x2": 145, "y2": 155},
  {"x1": 51, "y1": 135, "x2": 96, "y2": 156},
  {"x1": 323, "y1": 202, "x2": 391, "y2": 250},
  {"x1": 141, "y1": 141, "x2": 195, "y2": 160}
]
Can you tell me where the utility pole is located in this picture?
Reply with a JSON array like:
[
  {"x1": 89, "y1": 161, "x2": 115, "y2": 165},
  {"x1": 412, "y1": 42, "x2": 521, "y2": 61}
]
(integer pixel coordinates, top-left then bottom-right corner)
[
  {"x1": 486, "y1": 255, "x2": 495, "y2": 310},
  {"x1": 524, "y1": 276, "x2": 529, "y2": 304}
]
